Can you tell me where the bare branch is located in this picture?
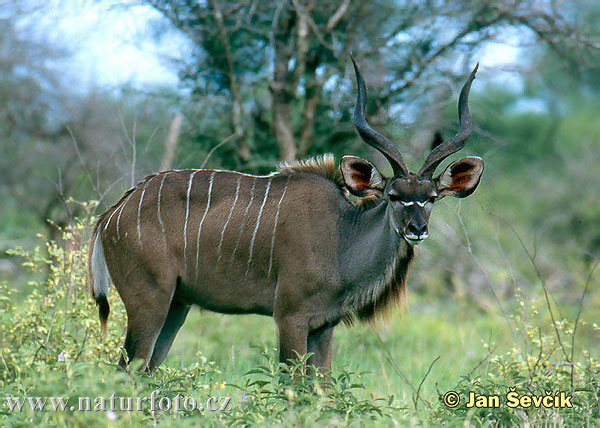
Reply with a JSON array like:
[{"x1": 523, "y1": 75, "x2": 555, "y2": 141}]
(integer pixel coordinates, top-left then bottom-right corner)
[
  {"x1": 161, "y1": 111, "x2": 183, "y2": 170},
  {"x1": 455, "y1": 203, "x2": 529, "y2": 372},
  {"x1": 326, "y1": 0, "x2": 351, "y2": 32},
  {"x1": 64, "y1": 123, "x2": 107, "y2": 210},
  {"x1": 414, "y1": 355, "x2": 440, "y2": 411},
  {"x1": 200, "y1": 133, "x2": 236, "y2": 169},
  {"x1": 570, "y1": 257, "x2": 600, "y2": 390},
  {"x1": 487, "y1": 210, "x2": 571, "y2": 362}
]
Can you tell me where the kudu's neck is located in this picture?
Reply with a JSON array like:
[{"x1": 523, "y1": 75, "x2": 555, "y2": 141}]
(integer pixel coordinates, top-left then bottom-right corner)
[{"x1": 337, "y1": 199, "x2": 409, "y2": 287}]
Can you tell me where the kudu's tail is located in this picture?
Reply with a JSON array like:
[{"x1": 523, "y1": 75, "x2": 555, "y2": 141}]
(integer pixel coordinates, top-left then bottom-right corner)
[{"x1": 88, "y1": 229, "x2": 111, "y2": 335}]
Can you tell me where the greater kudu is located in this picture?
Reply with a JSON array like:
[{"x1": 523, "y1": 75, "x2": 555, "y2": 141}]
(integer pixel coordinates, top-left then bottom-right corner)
[{"x1": 89, "y1": 58, "x2": 484, "y2": 371}]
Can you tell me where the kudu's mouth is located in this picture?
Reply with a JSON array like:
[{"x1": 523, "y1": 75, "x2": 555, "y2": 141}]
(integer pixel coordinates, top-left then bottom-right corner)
[
  {"x1": 402, "y1": 233, "x2": 428, "y2": 246},
  {"x1": 392, "y1": 222, "x2": 428, "y2": 246}
]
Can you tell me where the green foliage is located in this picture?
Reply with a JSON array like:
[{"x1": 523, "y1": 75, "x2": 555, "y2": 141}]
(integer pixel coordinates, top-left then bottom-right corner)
[
  {"x1": 227, "y1": 352, "x2": 399, "y2": 426},
  {"x1": 1, "y1": 201, "x2": 127, "y2": 380},
  {"x1": 433, "y1": 290, "x2": 600, "y2": 427}
]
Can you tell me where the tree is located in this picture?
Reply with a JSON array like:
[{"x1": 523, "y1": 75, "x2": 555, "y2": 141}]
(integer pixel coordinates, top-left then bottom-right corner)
[
  {"x1": 145, "y1": 0, "x2": 600, "y2": 165},
  {"x1": 0, "y1": 17, "x2": 174, "y2": 242}
]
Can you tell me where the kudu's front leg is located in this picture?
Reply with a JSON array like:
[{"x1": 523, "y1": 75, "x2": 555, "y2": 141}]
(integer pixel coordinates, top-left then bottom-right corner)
[
  {"x1": 307, "y1": 326, "x2": 334, "y2": 371},
  {"x1": 275, "y1": 314, "x2": 308, "y2": 366}
]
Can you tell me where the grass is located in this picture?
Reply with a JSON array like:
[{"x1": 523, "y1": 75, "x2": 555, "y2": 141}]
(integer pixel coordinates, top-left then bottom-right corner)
[{"x1": 165, "y1": 299, "x2": 514, "y2": 400}]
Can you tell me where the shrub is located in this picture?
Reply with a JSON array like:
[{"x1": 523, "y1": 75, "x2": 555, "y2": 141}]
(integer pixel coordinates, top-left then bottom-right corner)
[{"x1": 433, "y1": 290, "x2": 600, "y2": 427}]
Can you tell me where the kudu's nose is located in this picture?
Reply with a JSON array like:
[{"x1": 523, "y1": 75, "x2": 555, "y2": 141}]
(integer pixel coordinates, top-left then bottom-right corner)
[{"x1": 404, "y1": 221, "x2": 428, "y2": 244}]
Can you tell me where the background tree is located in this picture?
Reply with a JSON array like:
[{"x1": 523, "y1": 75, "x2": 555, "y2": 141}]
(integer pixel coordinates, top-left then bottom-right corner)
[
  {"x1": 0, "y1": 17, "x2": 174, "y2": 244},
  {"x1": 145, "y1": 0, "x2": 600, "y2": 169}
]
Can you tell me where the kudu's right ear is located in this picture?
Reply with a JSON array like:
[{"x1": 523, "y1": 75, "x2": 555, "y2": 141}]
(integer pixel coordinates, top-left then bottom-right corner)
[
  {"x1": 435, "y1": 156, "x2": 484, "y2": 198},
  {"x1": 341, "y1": 155, "x2": 384, "y2": 197}
]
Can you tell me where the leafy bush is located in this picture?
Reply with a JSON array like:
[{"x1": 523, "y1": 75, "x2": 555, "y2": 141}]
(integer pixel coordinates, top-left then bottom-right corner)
[
  {"x1": 227, "y1": 351, "x2": 399, "y2": 426},
  {"x1": 1, "y1": 202, "x2": 126, "y2": 380},
  {"x1": 433, "y1": 290, "x2": 600, "y2": 427}
]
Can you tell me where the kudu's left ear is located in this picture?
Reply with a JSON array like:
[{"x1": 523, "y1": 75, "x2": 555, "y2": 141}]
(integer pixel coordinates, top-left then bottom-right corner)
[
  {"x1": 435, "y1": 156, "x2": 484, "y2": 198},
  {"x1": 340, "y1": 155, "x2": 384, "y2": 197}
]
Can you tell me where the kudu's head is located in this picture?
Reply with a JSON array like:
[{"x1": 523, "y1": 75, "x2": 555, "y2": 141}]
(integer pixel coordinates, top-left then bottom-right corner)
[{"x1": 342, "y1": 57, "x2": 484, "y2": 246}]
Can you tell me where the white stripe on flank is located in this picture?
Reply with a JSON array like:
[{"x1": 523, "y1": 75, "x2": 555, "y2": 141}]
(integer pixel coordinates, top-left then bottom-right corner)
[
  {"x1": 231, "y1": 177, "x2": 257, "y2": 258},
  {"x1": 103, "y1": 202, "x2": 119, "y2": 232},
  {"x1": 157, "y1": 174, "x2": 168, "y2": 248},
  {"x1": 137, "y1": 179, "x2": 150, "y2": 243},
  {"x1": 183, "y1": 170, "x2": 199, "y2": 272},
  {"x1": 217, "y1": 175, "x2": 241, "y2": 261},
  {"x1": 105, "y1": 181, "x2": 145, "y2": 234},
  {"x1": 116, "y1": 191, "x2": 135, "y2": 240},
  {"x1": 195, "y1": 171, "x2": 215, "y2": 280},
  {"x1": 246, "y1": 177, "x2": 272, "y2": 274},
  {"x1": 268, "y1": 176, "x2": 289, "y2": 277}
]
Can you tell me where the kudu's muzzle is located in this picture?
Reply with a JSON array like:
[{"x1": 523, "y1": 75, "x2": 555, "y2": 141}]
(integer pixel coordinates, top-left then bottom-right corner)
[{"x1": 403, "y1": 220, "x2": 428, "y2": 245}]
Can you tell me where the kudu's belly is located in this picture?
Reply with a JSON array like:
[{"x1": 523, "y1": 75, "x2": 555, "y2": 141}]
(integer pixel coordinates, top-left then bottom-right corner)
[{"x1": 174, "y1": 214, "x2": 279, "y2": 316}]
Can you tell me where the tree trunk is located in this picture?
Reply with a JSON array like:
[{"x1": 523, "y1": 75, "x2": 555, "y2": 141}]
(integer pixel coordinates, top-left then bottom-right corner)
[
  {"x1": 211, "y1": 0, "x2": 251, "y2": 161},
  {"x1": 271, "y1": 6, "x2": 297, "y2": 162},
  {"x1": 161, "y1": 111, "x2": 183, "y2": 170},
  {"x1": 298, "y1": 55, "x2": 320, "y2": 157}
]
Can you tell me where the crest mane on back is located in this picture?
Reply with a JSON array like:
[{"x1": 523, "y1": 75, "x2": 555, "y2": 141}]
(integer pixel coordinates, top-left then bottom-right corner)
[
  {"x1": 278, "y1": 154, "x2": 343, "y2": 185},
  {"x1": 279, "y1": 154, "x2": 383, "y2": 208}
]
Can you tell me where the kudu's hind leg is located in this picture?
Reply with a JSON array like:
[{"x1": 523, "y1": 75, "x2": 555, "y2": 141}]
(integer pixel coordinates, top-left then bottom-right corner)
[
  {"x1": 118, "y1": 282, "x2": 175, "y2": 371},
  {"x1": 147, "y1": 297, "x2": 191, "y2": 371}
]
